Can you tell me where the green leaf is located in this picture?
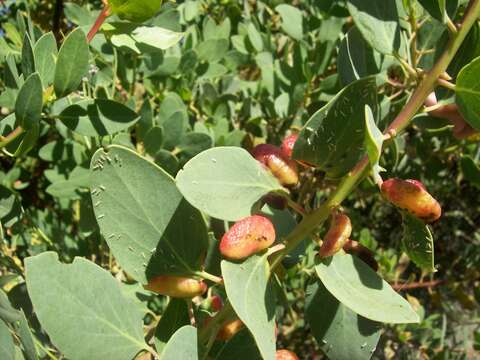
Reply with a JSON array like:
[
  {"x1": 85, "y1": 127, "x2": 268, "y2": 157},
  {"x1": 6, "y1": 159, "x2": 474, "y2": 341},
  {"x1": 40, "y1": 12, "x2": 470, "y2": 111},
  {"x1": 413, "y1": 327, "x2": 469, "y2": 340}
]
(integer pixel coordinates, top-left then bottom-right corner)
[
  {"x1": 315, "y1": 254, "x2": 419, "y2": 324},
  {"x1": 293, "y1": 76, "x2": 378, "y2": 178},
  {"x1": 246, "y1": 23, "x2": 263, "y2": 52},
  {"x1": 221, "y1": 254, "x2": 276, "y2": 360},
  {"x1": 338, "y1": 26, "x2": 382, "y2": 85},
  {"x1": 275, "y1": 5, "x2": 303, "y2": 41},
  {"x1": 54, "y1": 28, "x2": 89, "y2": 98},
  {"x1": 445, "y1": 23, "x2": 480, "y2": 79},
  {"x1": 58, "y1": 99, "x2": 140, "y2": 137},
  {"x1": 15, "y1": 73, "x2": 42, "y2": 130},
  {"x1": 25, "y1": 252, "x2": 148, "y2": 360},
  {"x1": 418, "y1": 0, "x2": 458, "y2": 23},
  {"x1": 20, "y1": 34, "x2": 35, "y2": 78},
  {"x1": 0, "y1": 320, "x2": 15, "y2": 360},
  {"x1": 177, "y1": 133, "x2": 213, "y2": 159},
  {"x1": 455, "y1": 56, "x2": 480, "y2": 131},
  {"x1": 402, "y1": 213, "x2": 435, "y2": 272},
  {"x1": 347, "y1": 0, "x2": 400, "y2": 55},
  {"x1": 305, "y1": 282, "x2": 381, "y2": 360},
  {"x1": 160, "y1": 112, "x2": 189, "y2": 151},
  {"x1": 364, "y1": 104, "x2": 385, "y2": 183},
  {"x1": 46, "y1": 166, "x2": 90, "y2": 199},
  {"x1": 9, "y1": 124, "x2": 39, "y2": 158},
  {"x1": 176, "y1": 147, "x2": 285, "y2": 221},
  {"x1": 144, "y1": 126, "x2": 164, "y2": 156},
  {"x1": 137, "y1": 100, "x2": 154, "y2": 141},
  {"x1": 33, "y1": 32, "x2": 58, "y2": 88},
  {"x1": 161, "y1": 325, "x2": 198, "y2": 360},
  {"x1": 14, "y1": 310, "x2": 38, "y2": 360},
  {"x1": 0, "y1": 290, "x2": 21, "y2": 323},
  {"x1": 109, "y1": 0, "x2": 162, "y2": 23},
  {"x1": 131, "y1": 26, "x2": 184, "y2": 50},
  {"x1": 460, "y1": 155, "x2": 480, "y2": 188},
  {"x1": 154, "y1": 299, "x2": 190, "y2": 352},
  {"x1": 215, "y1": 329, "x2": 262, "y2": 360},
  {"x1": 90, "y1": 145, "x2": 208, "y2": 284},
  {"x1": 364, "y1": 105, "x2": 383, "y2": 166},
  {"x1": 63, "y1": 3, "x2": 96, "y2": 26},
  {"x1": 195, "y1": 39, "x2": 229, "y2": 63}
]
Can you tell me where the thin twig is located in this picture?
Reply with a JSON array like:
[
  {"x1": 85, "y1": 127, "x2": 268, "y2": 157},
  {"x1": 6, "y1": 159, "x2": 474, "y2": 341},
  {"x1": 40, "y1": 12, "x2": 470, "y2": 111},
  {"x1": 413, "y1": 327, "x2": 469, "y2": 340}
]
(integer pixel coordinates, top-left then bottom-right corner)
[
  {"x1": 391, "y1": 279, "x2": 446, "y2": 291},
  {"x1": 87, "y1": 5, "x2": 110, "y2": 43},
  {"x1": 0, "y1": 127, "x2": 25, "y2": 148}
]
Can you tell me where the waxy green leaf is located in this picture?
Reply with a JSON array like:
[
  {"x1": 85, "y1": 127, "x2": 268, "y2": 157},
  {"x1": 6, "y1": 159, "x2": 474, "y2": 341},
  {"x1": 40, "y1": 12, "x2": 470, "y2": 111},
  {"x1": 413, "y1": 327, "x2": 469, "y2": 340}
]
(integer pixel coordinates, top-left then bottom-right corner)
[
  {"x1": 54, "y1": 28, "x2": 89, "y2": 98},
  {"x1": 456, "y1": 56, "x2": 480, "y2": 131},
  {"x1": 33, "y1": 32, "x2": 58, "y2": 88},
  {"x1": 347, "y1": 0, "x2": 400, "y2": 55},
  {"x1": 154, "y1": 299, "x2": 190, "y2": 352},
  {"x1": 0, "y1": 320, "x2": 15, "y2": 360},
  {"x1": 161, "y1": 325, "x2": 198, "y2": 360},
  {"x1": 293, "y1": 76, "x2": 378, "y2": 178},
  {"x1": 58, "y1": 99, "x2": 140, "y2": 136},
  {"x1": 25, "y1": 252, "x2": 147, "y2": 360},
  {"x1": 315, "y1": 254, "x2": 419, "y2": 324},
  {"x1": 15, "y1": 73, "x2": 42, "y2": 130},
  {"x1": 90, "y1": 145, "x2": 208, "y2": 284},
  {"x1": 221, "y1": 254, "x2": 276, "y2": 360},
  {"x1": 176, "y1": 147, "x2": 285, "y2": 221},
  {"x1": 306, "y1": 282, "x2": 381, "y2": 360},
  {"x1": 402, "y1": 213, "x2": 435, "y2": 272}
]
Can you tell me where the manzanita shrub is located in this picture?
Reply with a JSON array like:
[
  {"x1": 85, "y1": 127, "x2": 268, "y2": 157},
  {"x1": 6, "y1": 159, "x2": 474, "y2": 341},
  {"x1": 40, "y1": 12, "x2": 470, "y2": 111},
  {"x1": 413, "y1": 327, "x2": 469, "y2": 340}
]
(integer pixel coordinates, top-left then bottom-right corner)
[{"x1": 0, "y1": 0, "x2": 479, "y2": 359}]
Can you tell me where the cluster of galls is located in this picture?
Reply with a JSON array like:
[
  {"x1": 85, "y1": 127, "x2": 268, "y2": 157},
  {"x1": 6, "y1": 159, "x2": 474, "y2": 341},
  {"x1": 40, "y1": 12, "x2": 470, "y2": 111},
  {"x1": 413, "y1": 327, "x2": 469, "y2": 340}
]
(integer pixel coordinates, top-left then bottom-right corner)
[
  {"x1": 142, "y1": 135, "x2": 303, "y2": 354},
  {"x1": 316, "y1": 178, "x2": 441, "y2": 266},
  {"x1": 142, "y1": 134, "x2": 441, "y2": 353}
]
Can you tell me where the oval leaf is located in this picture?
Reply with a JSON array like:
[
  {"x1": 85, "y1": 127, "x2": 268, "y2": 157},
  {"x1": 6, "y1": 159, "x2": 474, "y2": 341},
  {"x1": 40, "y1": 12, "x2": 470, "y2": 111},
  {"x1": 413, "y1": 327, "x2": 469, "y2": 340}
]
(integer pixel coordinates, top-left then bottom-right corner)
[
  {"x1": 275, "y1": 5, "x2": 303, "y2": 41},
  {"x1": 58, "y1": 99, "x2": 140, "y2": 136},
  {"x1": 154, "y1": 299, "x2": 190, "y2": 352},
  {"x1": 402, "y1": 213, "x2": 435, "y2": 272},
  {"x1": 215, "y1": 329, "x2": 262, "y2": 360},
  {"x1": 338, "y1": 26, "x2": 382, "y2": 86},
  {"x1": 15, "y1": 73, "x2": 42, "y2": 130},
  {"x1": 25, "y1": 252, "x2": 148, "y2": 360},
  {"x1": 460, "y1": 155, "x2": 480, "y2": 188},
  {"x1": 0, "y1": 320, "x2": 15, "y2": 360},
  {"x1": 221, "y1": 254, "x2": 276, "y2": 360},
  {"x1": 176, "y1": 147, "x2": 285, "y2": 221},
  {"x1": 21, "y1": 34, "x2": 35, "y2": 78},
  {"x1": 293, "y1": 76, "x2": 378, "y2": 178},
  {"x1": 315, "y1": 254, "x2": 419, "y2": 324},
  {"x1": 90, "y1": 145, "x2": 208, "y2": 284},
  {"x1": 455, "y1": 56, "x2": 480, "y2": 131},
  {"x1": 305, "y1": 281, "x2": 381, "y2": 360},
  {"x1": 33, "y1": 32, "x2": 58, "y2": 88},
  {"x1": 131, "y1": 26, "x2": 184, "y2": 50},
  {"x1": 347, "y1": 0, "x2": 400, "y2": 55},
  {"x1": 54, "y1": 28, "x2": 89, "y2": 98},
  {"x1": 161, "y1": 325, "x2": 198, "y2": 360}
]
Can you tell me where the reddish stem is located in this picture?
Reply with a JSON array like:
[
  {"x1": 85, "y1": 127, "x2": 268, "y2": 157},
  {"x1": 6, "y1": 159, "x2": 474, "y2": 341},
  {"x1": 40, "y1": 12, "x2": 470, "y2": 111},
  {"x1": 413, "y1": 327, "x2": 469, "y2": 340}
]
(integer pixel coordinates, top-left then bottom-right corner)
[
  {"x1": 87, "y1": 5, "x2": 110, "y2": 43},
  {"x1": 391, "y1": 279, "x2": 445, "y2": 291}
]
